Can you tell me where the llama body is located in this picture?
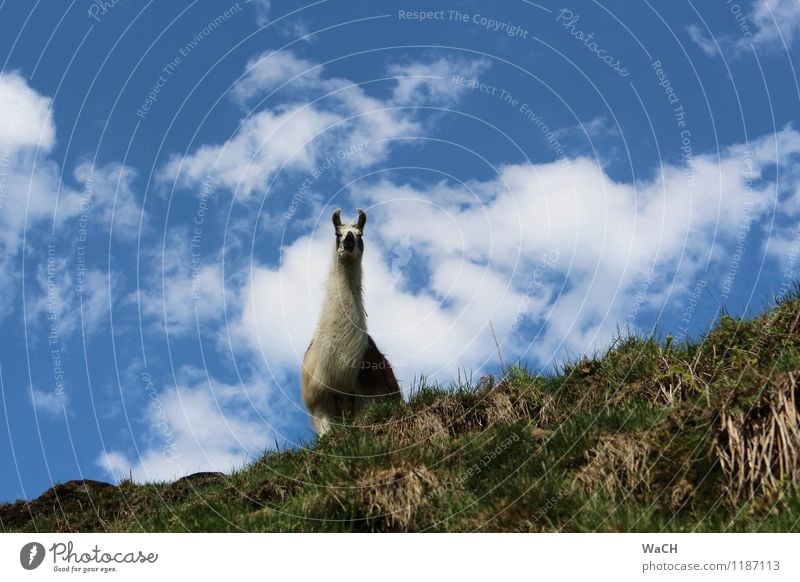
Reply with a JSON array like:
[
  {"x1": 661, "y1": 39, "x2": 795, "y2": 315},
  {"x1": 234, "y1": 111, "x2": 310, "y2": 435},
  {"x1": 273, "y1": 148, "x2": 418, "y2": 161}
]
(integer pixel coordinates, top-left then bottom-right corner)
[{"x1": 301, "y1": 208, "x2": 401, "y2": 435}]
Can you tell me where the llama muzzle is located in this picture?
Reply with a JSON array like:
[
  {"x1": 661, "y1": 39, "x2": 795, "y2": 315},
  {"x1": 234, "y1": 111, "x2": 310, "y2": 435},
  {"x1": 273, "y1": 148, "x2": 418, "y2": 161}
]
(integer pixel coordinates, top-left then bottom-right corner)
[{"x1": 342, "y1": 231, "x2": 356, "y2": 252}]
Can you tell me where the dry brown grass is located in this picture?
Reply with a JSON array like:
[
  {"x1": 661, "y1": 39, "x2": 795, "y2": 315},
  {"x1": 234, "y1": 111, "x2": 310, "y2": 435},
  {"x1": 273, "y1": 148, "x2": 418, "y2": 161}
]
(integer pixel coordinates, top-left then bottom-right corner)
[
  {"x1": 715, "y1": 372, "x2": 800, "y2": 503},
  {"x1": 484, "y1": 390, "x2": 523, "y2": 424},
  {"x1": 356, "y1": 464, "x2": 439, "y2": 531},
  {"x1": 669, "y1": 478, "x2": 695, "y2": 511},
  {"x1": 366, "y1": 384, "x2": 532, "y2": 446},
  {"x1": 363, "y1": 408, "x2": 450, "y2": 446},
  {"x1": 575, "y1": 434, "x2": 653, "y2": 500}
]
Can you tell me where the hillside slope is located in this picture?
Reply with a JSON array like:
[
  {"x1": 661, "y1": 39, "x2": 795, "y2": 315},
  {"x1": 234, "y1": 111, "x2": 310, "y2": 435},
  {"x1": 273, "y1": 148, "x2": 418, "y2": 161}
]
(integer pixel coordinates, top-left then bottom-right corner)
[{"x1": 3, "y1": 294, "x2": 800, "y2": 532}]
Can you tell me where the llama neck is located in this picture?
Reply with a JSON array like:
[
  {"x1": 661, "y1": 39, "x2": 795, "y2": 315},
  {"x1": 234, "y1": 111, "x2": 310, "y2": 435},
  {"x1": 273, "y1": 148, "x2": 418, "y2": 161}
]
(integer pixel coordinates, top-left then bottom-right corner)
[
  {"x1": 320, "y1": 256, "x2": 366, "y2": 331},
  {"x1": 315, "y1": 252, "x2": 368, "y2": 372},
  {"x1": 313, "y1": 253, "x2": 368, "y2": 386}
]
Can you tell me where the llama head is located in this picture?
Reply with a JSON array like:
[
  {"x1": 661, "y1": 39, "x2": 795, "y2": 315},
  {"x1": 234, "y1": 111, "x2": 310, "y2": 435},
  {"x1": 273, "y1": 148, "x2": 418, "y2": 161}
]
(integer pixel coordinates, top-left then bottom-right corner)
[{"x1": 332, "y1": 208, "x2": 366, "y2": 263}]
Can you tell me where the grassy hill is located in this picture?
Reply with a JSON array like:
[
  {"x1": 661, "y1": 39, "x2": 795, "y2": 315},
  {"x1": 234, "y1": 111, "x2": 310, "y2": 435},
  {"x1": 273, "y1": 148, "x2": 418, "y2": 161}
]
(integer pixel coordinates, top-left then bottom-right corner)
[{"x1": 3, "y1": 292, "x2": 800, "y2": 532}]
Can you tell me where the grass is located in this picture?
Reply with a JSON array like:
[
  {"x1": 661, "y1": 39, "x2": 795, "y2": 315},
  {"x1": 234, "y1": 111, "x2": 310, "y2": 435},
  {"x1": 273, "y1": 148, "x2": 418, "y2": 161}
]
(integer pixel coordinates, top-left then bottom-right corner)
[{"x1": 2, "y1": 293, "x2": 800, "y2": 532}]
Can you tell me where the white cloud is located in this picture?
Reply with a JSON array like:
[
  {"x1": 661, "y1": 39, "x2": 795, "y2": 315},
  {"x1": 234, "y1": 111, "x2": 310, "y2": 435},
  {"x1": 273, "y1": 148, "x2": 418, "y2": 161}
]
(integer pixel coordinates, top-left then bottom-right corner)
[
  {"x1": 79, "y1": 270, "x2": 115, "y2": 332},
  {"x1": 162, "y1": 105, "x2": 340, "y2": 198},
  {"x1": 134, "y1": 228, "x2": 226, "y2": 336},
  {"x1": 0, "y1": 71, "x2": 55, "y2": 151},
  {"x1": 165, "y1": 52, "x2": 489, "y2": 200},
  {"x1": 96, "y1": 451, "x2": 130, "y2": 480},
  {"x1": 28, "y1": 253, "x2": 116, "y2": 340},
  {"x1": 0, "y1": 157, "x2": 140, "y2": 262},
  {"x1": 687, "y1": 24, "x2": 719, "y2": 57},
  {"x1": 0, "y1": 74, "x2": 142, "y2": 324},
  {"x1": 555, "y1": 115, "x2": 619, "y2": 142},
  {"x1": 231, "y1": 50, "x2": 321, "y2": 103},
  {"x1": 71, "y1": 162, "x2": 143, "y2": 239},
  {"x1": 389, "y1": 56, "x2": 491, "y2": 106},
  {"x1": 0, "y1": 74, "x2": 61, "y2": 278},
  {"x1": 278, "y1": 19, "x2": 314, "y2": 43},
  {"x1": 749, "y1": 0, "x2": 800, "y2": 49},
  {"x1": 689, "y1": 0, "x2": 800, "y2": 56},
  {"x1": 0, "y1": 153, "x2": 60, "y2": 265},
  {"x1": 232, "y1": 229, "x2": 526, "y2": 389},
  {"x1": 0, "y1": 74, "x2": 81, "y2": 320},
  {"x1": 31, "y1": 387, "x2": 68, "y2": 417},
  {"x1": 765, "y1": 226, "x2": 800, "y2": 268},
  {"x1": 233, "y1": 234, "x2": 327, "y2": 373},
  {"x1": 231, "y1": 127, "x2": 800, "y2": 381},
  {"x1": 26, "y1": 160, "x2": 144, "y2": 338},
  {"x1": 251, "y1": 0, "x2": 271, "y2": 26},
  {"x1": 763, "y1": 128, "x2": 800, "y2": 271},
  {"x1": 95, "y1": 372, "x2": 290, "y2": 482}
]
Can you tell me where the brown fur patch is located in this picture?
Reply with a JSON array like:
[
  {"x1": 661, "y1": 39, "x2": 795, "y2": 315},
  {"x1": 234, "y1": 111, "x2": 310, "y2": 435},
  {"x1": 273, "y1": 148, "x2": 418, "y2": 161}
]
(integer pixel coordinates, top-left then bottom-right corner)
[{"x1": 357, "y1": 335, "x2": 401, "y2": 399}]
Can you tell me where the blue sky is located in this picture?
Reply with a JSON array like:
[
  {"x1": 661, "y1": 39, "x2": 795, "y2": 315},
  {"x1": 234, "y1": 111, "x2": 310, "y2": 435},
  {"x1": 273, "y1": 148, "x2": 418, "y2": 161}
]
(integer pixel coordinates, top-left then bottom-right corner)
[{"x1": 1, "y1": 0, "x2": 799, "y2": 502}]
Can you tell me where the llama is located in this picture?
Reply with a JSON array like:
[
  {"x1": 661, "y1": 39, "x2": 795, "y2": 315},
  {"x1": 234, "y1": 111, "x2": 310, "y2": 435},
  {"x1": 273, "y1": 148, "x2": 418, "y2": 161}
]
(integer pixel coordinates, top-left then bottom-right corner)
[{"x1": 301, "y1": 208, "x2": 401, "y2": 435}]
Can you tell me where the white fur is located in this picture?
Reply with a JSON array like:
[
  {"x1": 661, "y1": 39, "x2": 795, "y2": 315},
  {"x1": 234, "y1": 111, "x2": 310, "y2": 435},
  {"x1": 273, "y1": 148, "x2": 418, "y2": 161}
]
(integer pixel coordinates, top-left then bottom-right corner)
[
  {"x1": 312, "y1": 242, "x2": 367, "y2": 393},
  {"x1": 301, "y1": 209, "x2": 369, "y2": 434}
]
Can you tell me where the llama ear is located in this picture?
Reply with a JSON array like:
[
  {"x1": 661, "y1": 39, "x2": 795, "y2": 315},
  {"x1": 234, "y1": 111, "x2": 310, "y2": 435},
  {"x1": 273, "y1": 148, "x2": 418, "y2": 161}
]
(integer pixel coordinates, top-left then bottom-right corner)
[
  {"x1": 332, "y1": 208, "x2": 342, "y2": 228},
  {"x1": 356, "y1": 208, "x2": 367, "y2": 230}
]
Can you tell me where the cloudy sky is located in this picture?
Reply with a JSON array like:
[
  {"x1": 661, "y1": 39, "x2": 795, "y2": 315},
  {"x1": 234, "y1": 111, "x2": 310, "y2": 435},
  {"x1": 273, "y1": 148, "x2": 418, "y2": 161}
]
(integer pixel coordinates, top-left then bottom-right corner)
[{"x1": 1, "y1": 0, "x2": 799, "y2": 502}]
